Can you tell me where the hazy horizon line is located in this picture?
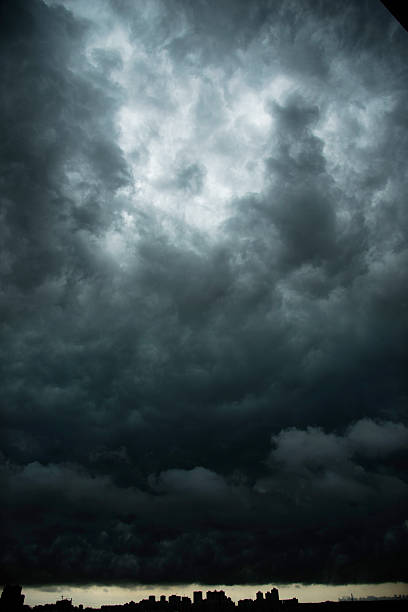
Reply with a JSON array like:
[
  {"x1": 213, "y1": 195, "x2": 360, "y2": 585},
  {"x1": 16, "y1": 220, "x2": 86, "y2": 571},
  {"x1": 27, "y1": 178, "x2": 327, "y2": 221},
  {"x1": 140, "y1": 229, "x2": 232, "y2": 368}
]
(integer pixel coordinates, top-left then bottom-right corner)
[{"x1": 23, "y1": 581, "x2": 408, "y2": 607}]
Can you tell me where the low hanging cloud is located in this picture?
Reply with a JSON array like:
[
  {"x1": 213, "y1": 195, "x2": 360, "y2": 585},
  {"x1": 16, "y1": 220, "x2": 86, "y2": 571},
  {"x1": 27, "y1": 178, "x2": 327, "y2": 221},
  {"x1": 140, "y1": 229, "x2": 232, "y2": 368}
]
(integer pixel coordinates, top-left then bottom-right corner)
[
  {"x1": 270, "y1": 419, "x2": 408, "y2": 470},
  {"x1": 1, "y1": 0, "x2": 408, "y2": 588},
  {"x1": 348, "y1": 419, "x2": 408, "y2": 458}
]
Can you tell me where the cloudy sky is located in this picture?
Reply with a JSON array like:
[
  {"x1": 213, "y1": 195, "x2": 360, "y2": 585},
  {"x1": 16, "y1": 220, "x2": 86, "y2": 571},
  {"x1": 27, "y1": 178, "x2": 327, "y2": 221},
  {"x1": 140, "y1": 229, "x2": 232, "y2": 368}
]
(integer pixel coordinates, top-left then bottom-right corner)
[{"x1": 1, "y1": 0, "x2": 408, "y2": 602}]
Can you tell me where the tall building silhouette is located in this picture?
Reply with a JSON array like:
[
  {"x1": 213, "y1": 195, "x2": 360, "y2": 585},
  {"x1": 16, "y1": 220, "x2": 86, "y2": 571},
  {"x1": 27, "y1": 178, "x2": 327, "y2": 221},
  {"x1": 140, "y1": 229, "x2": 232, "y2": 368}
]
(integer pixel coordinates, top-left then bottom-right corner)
[{"x1": 0, "y1": 584, "x2": 25, "y2": 610}]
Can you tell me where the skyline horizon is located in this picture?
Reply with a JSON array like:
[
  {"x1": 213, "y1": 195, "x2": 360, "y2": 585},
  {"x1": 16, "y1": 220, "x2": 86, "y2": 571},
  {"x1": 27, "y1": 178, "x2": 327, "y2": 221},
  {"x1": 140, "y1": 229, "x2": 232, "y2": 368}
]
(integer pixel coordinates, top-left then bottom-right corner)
[{"x1": 22, "y1": 582, "x2": 408, "y2": 607}]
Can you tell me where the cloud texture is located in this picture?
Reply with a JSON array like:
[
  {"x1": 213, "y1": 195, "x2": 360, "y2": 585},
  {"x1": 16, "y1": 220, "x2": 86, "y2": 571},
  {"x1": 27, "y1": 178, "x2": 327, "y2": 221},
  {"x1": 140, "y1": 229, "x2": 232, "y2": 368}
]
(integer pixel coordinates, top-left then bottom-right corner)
[{"x1": 1, "y1": 0, "x2": 407, "y2": 587}]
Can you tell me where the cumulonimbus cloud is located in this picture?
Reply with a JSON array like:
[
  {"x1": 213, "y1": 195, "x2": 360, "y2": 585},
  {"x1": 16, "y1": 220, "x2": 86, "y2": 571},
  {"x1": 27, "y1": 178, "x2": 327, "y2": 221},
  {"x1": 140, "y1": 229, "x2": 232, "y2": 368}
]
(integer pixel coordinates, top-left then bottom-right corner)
[{"x1": 1, "y1": 0, "x2": 407, "y2": 587}]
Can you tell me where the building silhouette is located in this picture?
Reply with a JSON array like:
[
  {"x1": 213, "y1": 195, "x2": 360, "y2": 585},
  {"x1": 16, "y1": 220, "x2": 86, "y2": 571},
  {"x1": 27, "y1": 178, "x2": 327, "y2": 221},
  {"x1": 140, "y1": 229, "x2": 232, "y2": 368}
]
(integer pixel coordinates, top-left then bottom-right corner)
[{"x1": 0, "y1": 584, "x2": 25, "y2": 610}]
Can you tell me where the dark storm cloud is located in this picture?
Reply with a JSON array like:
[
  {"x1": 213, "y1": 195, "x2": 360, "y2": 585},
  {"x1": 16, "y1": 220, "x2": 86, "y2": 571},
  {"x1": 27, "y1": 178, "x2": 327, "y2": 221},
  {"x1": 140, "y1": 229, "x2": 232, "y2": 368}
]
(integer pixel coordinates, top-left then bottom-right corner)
[{"x1": 1, "y1": 0, "x2": 408, "y2": 588}]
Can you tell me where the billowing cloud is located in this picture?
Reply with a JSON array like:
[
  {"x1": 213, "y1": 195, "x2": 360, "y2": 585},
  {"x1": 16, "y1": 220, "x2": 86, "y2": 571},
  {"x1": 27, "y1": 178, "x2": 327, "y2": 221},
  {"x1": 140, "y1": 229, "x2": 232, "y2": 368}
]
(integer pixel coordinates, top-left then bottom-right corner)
[
  {"x1": 1, "y1": 0, "x2": 407, "y2": 588},
  {"x1": 348, "y1": 419, "x2": 408, "y2": 457}
]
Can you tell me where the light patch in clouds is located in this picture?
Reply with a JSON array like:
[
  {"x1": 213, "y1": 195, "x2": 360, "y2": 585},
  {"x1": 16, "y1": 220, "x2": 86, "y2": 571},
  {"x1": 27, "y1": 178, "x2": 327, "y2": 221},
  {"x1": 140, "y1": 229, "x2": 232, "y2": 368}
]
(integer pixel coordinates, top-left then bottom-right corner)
[
  {"x1": 58, "y1": 0, "x2": 294, "y2": 237},
  {"x1": 115, "y1": 67, "x2": 276, "y2": 233}
]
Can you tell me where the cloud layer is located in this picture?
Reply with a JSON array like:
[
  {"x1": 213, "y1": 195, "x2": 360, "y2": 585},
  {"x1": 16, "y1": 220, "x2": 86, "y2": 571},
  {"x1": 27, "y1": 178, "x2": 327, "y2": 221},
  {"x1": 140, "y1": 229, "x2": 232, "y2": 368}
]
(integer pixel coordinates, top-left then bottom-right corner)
[{"x1": 1, "y1": 0, "x2": 407, "y2": 586}]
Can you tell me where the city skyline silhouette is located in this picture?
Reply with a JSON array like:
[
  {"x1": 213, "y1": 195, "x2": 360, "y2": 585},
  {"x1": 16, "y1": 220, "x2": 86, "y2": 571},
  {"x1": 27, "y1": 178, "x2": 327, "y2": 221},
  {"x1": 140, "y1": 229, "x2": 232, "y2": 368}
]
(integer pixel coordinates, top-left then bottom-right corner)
[{"x1": 2, "y1": 584, "x2": 408, "y2": 611}]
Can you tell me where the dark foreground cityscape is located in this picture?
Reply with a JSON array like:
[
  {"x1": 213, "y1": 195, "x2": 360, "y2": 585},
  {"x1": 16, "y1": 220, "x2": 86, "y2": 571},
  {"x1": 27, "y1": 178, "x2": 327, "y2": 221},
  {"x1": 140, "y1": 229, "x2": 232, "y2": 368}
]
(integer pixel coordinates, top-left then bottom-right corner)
[{"x1": 1, "y1": 586, "x2": 407, "y2": 612}]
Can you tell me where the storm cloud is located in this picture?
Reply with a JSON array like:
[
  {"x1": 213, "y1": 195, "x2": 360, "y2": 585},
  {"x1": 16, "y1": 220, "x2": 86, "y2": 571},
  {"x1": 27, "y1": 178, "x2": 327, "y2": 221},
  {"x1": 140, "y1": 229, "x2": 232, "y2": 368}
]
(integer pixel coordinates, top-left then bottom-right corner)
[{"x1": 1, "y1": 0, "x2": 408, "y2": 588}]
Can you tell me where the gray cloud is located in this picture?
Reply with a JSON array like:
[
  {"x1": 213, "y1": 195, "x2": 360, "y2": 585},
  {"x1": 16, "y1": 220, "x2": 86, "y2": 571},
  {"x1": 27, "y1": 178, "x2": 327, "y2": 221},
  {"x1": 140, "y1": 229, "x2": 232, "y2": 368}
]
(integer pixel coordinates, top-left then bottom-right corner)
[
  {"x1": 1, "y1": 0, "x2": 407, "y2": 588},
  {"x1": 348, "y1": 419, "x2": 408, "y2": 458}
]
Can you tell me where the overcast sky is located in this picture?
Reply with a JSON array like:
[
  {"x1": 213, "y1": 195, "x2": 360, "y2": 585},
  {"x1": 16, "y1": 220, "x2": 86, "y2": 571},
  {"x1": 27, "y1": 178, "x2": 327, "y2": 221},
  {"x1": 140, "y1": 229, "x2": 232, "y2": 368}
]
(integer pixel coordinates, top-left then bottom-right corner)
[{"x1": 1, "y1": 0, "x2": 408, "y2": 594}]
